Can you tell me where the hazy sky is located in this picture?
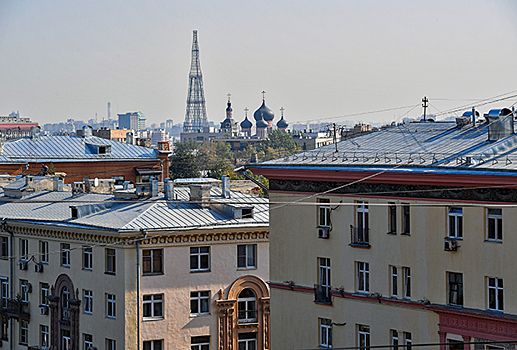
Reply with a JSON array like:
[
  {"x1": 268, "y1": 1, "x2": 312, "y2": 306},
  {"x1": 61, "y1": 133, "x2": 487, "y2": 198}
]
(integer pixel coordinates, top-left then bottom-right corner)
[{"x1": 1, "y1": 0, "x2": 517, "y2": 127}]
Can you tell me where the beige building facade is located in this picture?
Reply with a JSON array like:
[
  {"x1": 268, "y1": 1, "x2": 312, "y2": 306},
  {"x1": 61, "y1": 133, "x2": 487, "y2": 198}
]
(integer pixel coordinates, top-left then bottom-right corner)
[
  {"x1": 0, "y1": 179, "x2": 269, "y2": 350},
  {"x1": 251, "y1": 111, "x2": 517, "y2": 350}
]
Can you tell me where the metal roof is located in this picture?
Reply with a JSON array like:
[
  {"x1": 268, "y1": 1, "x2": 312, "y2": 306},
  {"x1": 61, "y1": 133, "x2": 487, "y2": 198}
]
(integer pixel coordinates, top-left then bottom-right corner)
[
  {"x1": 0, "y1": 135, "x2": 159, "y2": 163},
  {"x1": 0, "y1": 187, "x2": 268, "y2": 232},
  {"x1": 255, "y1": 121, "x2": 517, "y2": 175}
]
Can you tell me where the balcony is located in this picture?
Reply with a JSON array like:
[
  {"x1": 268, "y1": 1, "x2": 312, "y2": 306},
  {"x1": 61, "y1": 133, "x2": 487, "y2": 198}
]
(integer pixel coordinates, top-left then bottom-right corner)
[
  {"x1": 0, "y1": 299, "x2": 30, "y2": 320},
  {"x1": 314, "y1": 284, "x2": 332, "y2": 304},
  {"x1": 350, "y1": 226, "x2": 370, "y2": 247}
]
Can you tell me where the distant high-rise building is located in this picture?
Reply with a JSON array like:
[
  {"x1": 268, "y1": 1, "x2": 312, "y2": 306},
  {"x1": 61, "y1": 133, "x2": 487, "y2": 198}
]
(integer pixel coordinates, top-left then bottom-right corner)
[
  {"x1": 118, "y1": 111, "x2": 145, "y2": 131},
  {"x1": 183, "y1": 30, "x2": 209, "y2": 133}
]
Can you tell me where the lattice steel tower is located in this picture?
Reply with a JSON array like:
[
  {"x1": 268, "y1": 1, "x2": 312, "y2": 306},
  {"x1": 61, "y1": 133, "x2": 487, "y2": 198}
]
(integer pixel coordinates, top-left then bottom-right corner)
[{"x1": 183, "y1": 30, "x2": 209, "y2": 133}]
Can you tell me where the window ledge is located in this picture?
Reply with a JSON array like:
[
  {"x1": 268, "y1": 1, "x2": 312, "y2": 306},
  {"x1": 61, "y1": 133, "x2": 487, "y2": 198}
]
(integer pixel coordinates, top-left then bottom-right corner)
[
  {"x1": 386, "y1": 232, "x2": 397, "y2": 235},
  {"x1": 349, "y1": 243, "x2": 371, "y2": 249},
  {"x1": 237, "y1": 267, "x2": 258, "y2": 271},
  {"x1": 190, "y1": 270, "x2": 211, "y2": 274},
  {"x1": 190, "y1": 313, "x2": 211, "y2": 318},
  {"x1": 82, "y1": 268, "x2": 92, "y2": 271},
  {"x1": 445, "y1": 237, "x2": 463, "y2": 240},
  {"x1": 314, "y1": 300, "x2": 333, "y2": 306},
  {"x1": 106, "y1": 316, "x2": 116, "y2": 320},
  {"x1": 41, "y1": 261, "x2": 49, "y2": 265},
  {"x1": 400, "y1": 233, "x2": 411, "y2": 236},
  {"x1": 104, "y1": 271, "x2": 116, "y2": 276},
  {"x1": 142, "y1": 272, "x2": 164, "y2": 276},
  {"x1": 143, "y1": 317, "x2": 165, "y2": 322},
  {"x1": 484, "y1": 240, "x2": 503, "y2": 244},
  {"x1": 61, "y1": 265, "x2": 70, "y2": 268}
]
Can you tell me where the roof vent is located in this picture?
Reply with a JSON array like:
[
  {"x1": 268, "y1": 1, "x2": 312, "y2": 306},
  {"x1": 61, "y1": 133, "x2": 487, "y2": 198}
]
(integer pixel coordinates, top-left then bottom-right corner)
[
  {"x1": 221, "y1": 175, "x2": 230, "y2": 199},
  {"x1": 189, "y1": 184, "x2": 211, "y2": 207},
  {"x1": 53, "y1": 177, "x2": 63, "y2": 191},
  {"x1": 486, "y1": 108, "x2": 514, "y2": 141},
  {"x1": 150, "y1": 177, "x2": 158, "y2": 197},
  {"x1": 30, "y1": 126, "x2": 41, "y2": 140},
  {"x1": 164, "y1": 178, "x2": 174, "y2": 200},
  {"x1": 83, "y1": 125, "x2": 93, "y2": 138}
]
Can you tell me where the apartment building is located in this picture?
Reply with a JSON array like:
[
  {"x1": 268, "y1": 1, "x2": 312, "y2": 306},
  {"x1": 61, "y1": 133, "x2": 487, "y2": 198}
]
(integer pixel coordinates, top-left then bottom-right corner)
[
  {"x1": 250, "y1": 108, "x2": 517, "y2": 350},
  {"x1": 0, "y1": 177, "x2": 269, "y2": 350}
]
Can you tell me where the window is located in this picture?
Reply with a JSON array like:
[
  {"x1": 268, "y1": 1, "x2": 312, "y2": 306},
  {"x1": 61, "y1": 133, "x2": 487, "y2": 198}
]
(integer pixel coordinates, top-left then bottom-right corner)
[
  {"x1": 40, "y1": 241, "x2": 49, "y2": 264},
  {"x1": 143, "y1": 294, "x2": 163, "y2": 319},
  {"x1": 241, "y1": 208, "x2": 253, "y2": 219},
  {"x1": 190, "y1": 291, "x2": 210, "y2": 315},
  {"x1": 62, "y1": 331, "x2": 71, "y2": 350},
  {"x1": 318, "y1": 198, "x2": 331, "y2": 228},
  {"x1": 403, "y1": 267, "x2": 411, "y2": 299},
  {"x1": 84, "y1": 334, "x2": 93, "y2": 350},
  {"x1": 1, "y1": 278, "x2": 8, "y2": 308},
  {"x1": 20, "y1": 238, "x2": 28, "y2": 261},
  {"x1": 106, "y1": 293, "x2": 116, "y2": 319},
  {"x1": 41, "y1": 282, "x2": 49, "y2": 307},
  {"x1": 41, "y1": 325, "x2": 50, "y2": 349},
  {"x1": 62, "y1": 287, "x2": 70, "y2": 320},
  {"x1": 238, "y1": 333, "x2": 257, "y2": 350},
  {"x1": 358, "y1": 325, "x2": 370, "y2": 350},
  {"x1": 83, "y1": 246, "x2": 93, "y2": 270},
  {"x1": 191, "y1": 336, "x2": 210, "y2": 350},
  {"x1": 357, "y1": 262, "x2": 369, "y2": 293},
  {"x1": 190, "y1": 246, "x2": 210, "y2": 272},
  {"x1": 388, "y1": 202, "x2": 397, "y2": 233},
  {"x1": 143, "y1": 340, "x2": 163, "y2": 350},
  {"x1": 84, "y1": 290, "x2": 93, "y2": 314},
  {"x1": 106, "y1": 339, "x2": 116, "y2": 350},
  {"x1": 391, "y1": 330, "x2": 399, "y2": 350},
  {"x1": 356, "y1": 201, "x2": 369, "y2": 243},
  {"x1": 1, "y1": 237, "x2": 8, "y2": 259},
  {"x1": 448, "y1": 272, "x2": 463, "y2": 306},
  {"x1": 404, "y1": 332, "x2": 412, "y2": 350},
  {"x1": 448, "y1": 207, "x2": 463, "y2": 238},
  {"x1": 391, "y1": 266, "x2": 398, "y2": 297},
  {"x1": 20, "y1": 279, "x2": 29, "y2": 302},
  {"x1": 237, "y1": 244, "x2": 256, "y2": 269},
  {"x1": 20, "y1": 320, "x2": 28, "y2": 344},
  {"x1": 487, "y1": 277, "x2": 503, "y2": 311},
  {"x1": 106, "y1": 248, "x2": 116, "y2": 274},
  {"x1": 487, "y1": 209, "x2": 502, "y2": 241},
  {"x1": 61, "y1": 243, "x2": 70, "y2": 267},
  {"x1": 320, "y1": 318, "x2": 332, "y2": 348},
  {"x1": 402, "y1": 203, "x2": 410, "y2": 234},
  {"x1": 317, "y1": 257, "x2": 331, "y2": 302},
  {"x1": 238, "y1": 289, "x2": 257, "y2": 323},
  {"x1": 143, "y1": 249, "x2": 163, "y2": 274}
]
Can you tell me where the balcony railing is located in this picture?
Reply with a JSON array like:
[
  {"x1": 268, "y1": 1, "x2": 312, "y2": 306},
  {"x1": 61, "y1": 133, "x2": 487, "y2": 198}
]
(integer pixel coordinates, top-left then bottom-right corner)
[
  {"x1": 350, "y1": 226, "x2": 370, "y2": 247},
  {"x1": 314, "y1": 284, "x2": 332, "y2": 304},
  {"x1": 0, "y1": 299, "x2": 30, "y2": 319}
]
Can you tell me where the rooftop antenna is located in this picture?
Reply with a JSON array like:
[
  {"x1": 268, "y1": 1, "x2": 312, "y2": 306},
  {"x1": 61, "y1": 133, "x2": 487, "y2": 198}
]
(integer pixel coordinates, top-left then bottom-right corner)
[{"x1": 422, "y1": 96, "x2": 429, "y2": 122}]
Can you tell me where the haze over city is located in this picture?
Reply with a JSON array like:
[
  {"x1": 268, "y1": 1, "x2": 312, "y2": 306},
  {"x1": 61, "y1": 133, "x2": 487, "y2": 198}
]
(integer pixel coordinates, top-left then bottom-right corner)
[{"x1": 1, "y1": 0, "x2": 516, "y2": 127}]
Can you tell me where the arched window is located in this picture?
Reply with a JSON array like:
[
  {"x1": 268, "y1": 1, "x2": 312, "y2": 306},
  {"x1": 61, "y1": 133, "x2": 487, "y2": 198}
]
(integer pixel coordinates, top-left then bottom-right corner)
[{"x1": 238, "y1": 288, "x2": 257, "y2": 323}]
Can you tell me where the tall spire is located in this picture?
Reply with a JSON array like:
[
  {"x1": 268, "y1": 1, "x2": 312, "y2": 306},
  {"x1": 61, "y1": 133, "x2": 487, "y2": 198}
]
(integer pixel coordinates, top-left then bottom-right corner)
[{"x1": 183, "y1": 30, "x2": 209, "y2": 133}]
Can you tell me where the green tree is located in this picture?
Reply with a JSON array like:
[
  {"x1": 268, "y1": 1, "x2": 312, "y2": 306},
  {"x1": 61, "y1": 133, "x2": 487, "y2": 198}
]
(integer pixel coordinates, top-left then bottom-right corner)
[{"x1": 169, "y1": 141, "x2": 201, "y2": 179}]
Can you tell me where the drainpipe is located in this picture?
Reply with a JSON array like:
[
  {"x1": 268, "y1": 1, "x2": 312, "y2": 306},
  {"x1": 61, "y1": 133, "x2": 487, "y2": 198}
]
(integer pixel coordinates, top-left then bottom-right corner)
[
  {"x1": 136, "y1": 230, "x2": 147, "y2": 350},
  {"x1": 2, "y1": 220, "x2": 13, "y2": 350},
  {"x1": 159, "y1": 159, "x2": 164, "y2": 182}
]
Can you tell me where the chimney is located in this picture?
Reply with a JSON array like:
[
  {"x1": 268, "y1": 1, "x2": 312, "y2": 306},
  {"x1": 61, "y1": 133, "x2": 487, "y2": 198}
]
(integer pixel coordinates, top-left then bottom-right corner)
[
  {"x1": 53, "y1": 178, "x2": 63, "y2": 191},
  {"x1": 25, "y1": 175, "x2": 34, "y2": 189},
  {"x1": 72, "y1": 182, "x2": 85, "y2": 196},
  {"x1": 221, "y1": 175, "x2": 230, "y2": 198},
  {"x1": 150, "y1": 177, "x2": 159, "y2": 197},
  {"x1": 189, "y1": 185, "x2": 211, "y2": 207},
  {"x1": 126, "y1": 132, "x2": 134, "y2": 145},
  {"x1": 83, "y1": 176, "x2": 90, "y2": 192},
  {"x1": 164, "y1": 178, "x2": 174, "y2": 200},
  {"x1": 30, "y1": 126, "x2": 41, "y2": 140}
]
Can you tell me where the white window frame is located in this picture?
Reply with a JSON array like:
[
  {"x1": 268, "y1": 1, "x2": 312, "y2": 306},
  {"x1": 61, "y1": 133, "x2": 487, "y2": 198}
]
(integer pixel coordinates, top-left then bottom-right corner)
[
  {"x1": 403, "y1": 267, "x2": 411, "y2": 299},
  {"x1": 40, "y1": 241, "x2": 49, "y2": 264},
  {"x1": 191, "y1": 336, "x2": 210, "y2": 350},
  {"x1": 404, "y1": 332, "x2": 412, "y2": 350},
  {"x1": 106, "y1": 339, "x2": 116, "y2": 350},
  {"x1": 41, "y1": 324, "x2": 50, "y2": 349},
  {"x1": 143, "y1": 294, "x2": 163, "y2": 319},
  {"x1": 20, "y1": 320, "x2": 28, "y2": 345},
  {"x1": 106, "y1": 293, "x2": 116, "y2": 319},
  {"x1": 358, "y1": 324, "x2": 370, "y2": 350},
  {"x1": 1, "y1": 278, "x2": 8, "y2": 308},
  {"x1": 448, "y1": 207, "x2": 463, "y2": 238},
  {"x1": 190, "y1": 291, "x2": 210, "y2": 316},
  {"x1": 320, "y1": 318, "x2": 332, "y2": 348},
  {"x1": 61, "y1": 243, "x2": 70, "y2": 267},
  {"x1": 105, "y1": 248, "x2": 116, "y2": 274},
  {"x1": 84, "y1": 290, "x2": 93, "y2": 314},
  {"x1": 391, "y1": 266, "x2": 398, "y2": 298},
  {"x1": 20, "y1": 238, "x2": 28, "y2": 261},
  {"x1": 318, "y1": 199, "x2": 331, "y2": 228},
  {"x1": 319, "y1": 257, "x2": 331, "y2": 298},
  {"x1": 84, "y1": 333, "x2": 93, "y2": 350},
  {"x1": 41, "y1": 282, "x2": 49, "y2": 306},
  {"x1": 357, "y1": 201, "x2": 369, "y2": 232},
  {"x1": 237, "y1": 244, "x2": 257, "y2": 269},
  {"x1": 357, "y1": 262, "x2": 369, "y2": 293},
  {"x1": 20, "y1": 279, "x2": 29, "y2": 302},
  {"x1": 190, "y1": 246, "x2": 210, "y2": 272},
  {"x1": 83, "y1": 246, "x2": 93, "y2": 270},
  {"x1": 238, "y1": 289, "x2": 257, "y2": 323},
  {"x1": 391, "y1": 330, "x2": 399, "y2": 350},
  {"x1": 238, "y1": 334, "x2": 257, "y2": 350},
  {"x1": 487, "y1": 277, "x2": 503, "y2": 311},
  {"x1": 487, "y1": 209, "x2": 502, "y2": 242},
  {"x1": 62, "y1": 334, "x2": 71, "y2": 350}
]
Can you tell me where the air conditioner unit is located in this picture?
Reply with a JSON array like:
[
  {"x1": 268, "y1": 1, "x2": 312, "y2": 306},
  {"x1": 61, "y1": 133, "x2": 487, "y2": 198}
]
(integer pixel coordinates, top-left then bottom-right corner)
[
  {"x1": 40, "y1": 305, "x2": 49, "y2": 315},
  {"x1": 318, "y1": 227, "x2": 330, "y2": 239},
  {"x1": 444, "y1": 239, "x2": 458, "y2": 252},
  {"x1": 35, "y1": 263, "x2": 44, "y2": 273},
  {"x1": 22, "y1": 283, "x2": 32, "y2": 293},
  {"x1": 19, "y1": 261, "x2": 27, "y2": 270}
]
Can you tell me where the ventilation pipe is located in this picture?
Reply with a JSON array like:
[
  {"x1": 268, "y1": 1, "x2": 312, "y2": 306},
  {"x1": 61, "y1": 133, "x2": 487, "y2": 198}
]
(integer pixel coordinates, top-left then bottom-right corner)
[
  {"x1": 150, "y1": 177, "x2": 158, "y2": 198},
  {"x1": 164, "y1": 178, "x2": 174, "y2": 200},
  {"x1": 221, "y1": 175, "x2": 230, "y2": 199}
]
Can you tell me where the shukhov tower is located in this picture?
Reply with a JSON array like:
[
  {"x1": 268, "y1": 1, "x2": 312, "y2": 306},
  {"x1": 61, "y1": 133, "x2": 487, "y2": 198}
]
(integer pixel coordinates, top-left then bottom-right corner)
[{"x1": 183, "y1": 30, "x2": 209, "y2": 133}]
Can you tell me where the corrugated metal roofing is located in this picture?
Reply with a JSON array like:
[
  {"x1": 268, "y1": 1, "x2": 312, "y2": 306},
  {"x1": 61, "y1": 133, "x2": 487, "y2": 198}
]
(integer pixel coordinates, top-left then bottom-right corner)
[
  {"x1": 0, "y1": 187, "x2": 268, "y2": 232},
  {"x1": 257, "y1": 121, "x2": 517, "y2": 174},
  {"x1": 0, "y1": 135, "x2": 159, "y2": 162}
]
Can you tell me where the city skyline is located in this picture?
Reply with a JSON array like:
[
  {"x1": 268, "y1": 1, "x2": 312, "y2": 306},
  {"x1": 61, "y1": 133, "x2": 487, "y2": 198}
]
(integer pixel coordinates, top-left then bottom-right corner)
[{"x1": 1, "y1": 0, "x2": 516, "y2": 127}]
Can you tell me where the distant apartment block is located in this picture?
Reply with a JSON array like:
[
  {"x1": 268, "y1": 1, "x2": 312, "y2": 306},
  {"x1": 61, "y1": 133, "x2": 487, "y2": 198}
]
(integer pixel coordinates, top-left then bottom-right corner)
[{"x1": 118, "y1": 112, "x2": 146, "y2": 132}]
